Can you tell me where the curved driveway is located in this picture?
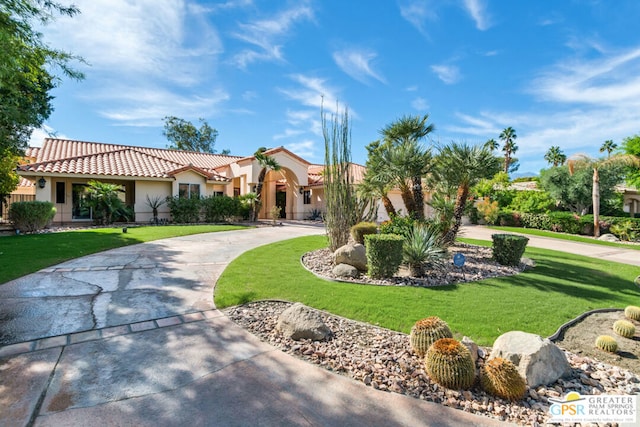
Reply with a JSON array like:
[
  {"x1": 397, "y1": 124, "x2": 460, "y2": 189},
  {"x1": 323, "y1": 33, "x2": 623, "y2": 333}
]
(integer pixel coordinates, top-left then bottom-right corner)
[{"x1": 0, "y1": 224, "x2": 512, "y2": 427}]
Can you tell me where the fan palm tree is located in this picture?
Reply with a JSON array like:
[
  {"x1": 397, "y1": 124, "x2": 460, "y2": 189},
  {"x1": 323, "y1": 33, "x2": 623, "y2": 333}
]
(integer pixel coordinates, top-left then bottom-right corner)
[
  {"x1": 434, "y1": 142, "x2": 501, "y2": 244},
  {"x1": 568, "y1": 153, "x2": 640, "y2": 237},
  {"x1": 599, "y1": 140, "x2": 617, "y2": 158},
  {"x1": 380, "y1": 114, "x2": 434, "y2": 219},
  {"x1": 499, "y1": 127, "x2": 518, "y2": 174},
  {"x1": 361, "y1": 140, "x2": 396, "y2": 217},
  {"x1": 483, "y1": 138, "x2": 498, "y2": 152},
  {"x1": 252, "y1": 147, "x2": 281, "y2": 221},
  {"x1": 544, "y1": 145, "x2": 567, "y2": 167}
]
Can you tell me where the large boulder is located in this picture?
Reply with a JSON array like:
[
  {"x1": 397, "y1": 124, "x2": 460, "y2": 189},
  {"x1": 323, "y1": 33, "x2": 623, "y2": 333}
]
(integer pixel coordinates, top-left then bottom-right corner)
[
  {"x1": 276, "y1": 303, "x2": 332, "y2": 341},
  {"x1": 489, "y1": 331, "x2": 571, "y2": 387},
  {"x1": 598, "y1": 233, "x2": 620, "y2": 242},
  {"x1": 332, "y1": 263, "x2": 359, "y2": 278},
  {"x1": 334, "y1": 243, "x2": 367, "y2": 271}
]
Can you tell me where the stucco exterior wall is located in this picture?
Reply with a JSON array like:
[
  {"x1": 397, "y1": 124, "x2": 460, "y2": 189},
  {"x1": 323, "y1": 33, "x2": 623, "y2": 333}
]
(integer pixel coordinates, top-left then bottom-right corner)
[{"x1": 134, "y1": 180, "x2": 172, "y2": 223}]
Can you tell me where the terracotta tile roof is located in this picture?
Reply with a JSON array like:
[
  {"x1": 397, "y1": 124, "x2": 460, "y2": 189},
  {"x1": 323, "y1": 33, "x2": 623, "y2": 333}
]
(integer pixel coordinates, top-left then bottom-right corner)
[
  {"x1": 18, "y1": 177, "x2": 33, "y2": 188},
  {"x1": 307, "y1": 163, "x2": 366, "y2": 187},
  {"x1": 18, "y1": 138, "x2": 232, "y2": 182}
]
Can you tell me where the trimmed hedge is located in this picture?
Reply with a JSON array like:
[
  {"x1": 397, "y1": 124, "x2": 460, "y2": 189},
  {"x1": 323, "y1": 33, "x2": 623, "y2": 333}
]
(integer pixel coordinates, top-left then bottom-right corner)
[
  {"x1": 491, "y1": 234, "x2": 529, "y2": 266},
  {"x1": 364, "y1": 233, "x2": 404, "y2": 279},
  {"x1": 350, "y1": 221, "x2": 378, "y2": 244},
  {"x1": 202, "y1": 195, "x2": 240, "y2": 222},
  {"x1": 9, "y1": 201, "x2": 56, "y2": 232}
]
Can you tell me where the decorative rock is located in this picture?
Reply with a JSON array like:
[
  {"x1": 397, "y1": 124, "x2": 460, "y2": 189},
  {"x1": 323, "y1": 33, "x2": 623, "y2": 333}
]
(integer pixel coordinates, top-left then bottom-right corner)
[
  {"x1": 597, "y1": 233, "x2": 620, "y2": 242},
  {"x1": 332, "y1": 263, "x2": 360, "y2": 278},
  {"x1": 276, "y1": 303, "x2": 332, "y2": 341},
  {"x1": 462, "y1": 336, "x2": 479, "y2": 365},
  {"x1": 489, "y1": 331, "x2": 571, "y2": 387},
  {"x1": 334, "y1": 243, "x2": 367, "y2": 271},
  {"x1": 520, "y1": 257, "x2": 536, "y2": 269}
]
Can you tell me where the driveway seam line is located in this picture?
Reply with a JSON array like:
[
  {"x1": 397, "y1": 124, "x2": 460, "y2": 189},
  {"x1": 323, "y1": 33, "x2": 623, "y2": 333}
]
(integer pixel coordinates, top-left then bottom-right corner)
[{"x1": 26, "y1": 346, "x2": 64, "y2": 427}]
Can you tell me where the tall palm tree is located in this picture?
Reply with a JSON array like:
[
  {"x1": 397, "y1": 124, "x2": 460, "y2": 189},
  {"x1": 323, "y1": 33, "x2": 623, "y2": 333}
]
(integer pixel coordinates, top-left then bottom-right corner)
[
  {"x1": 380, "y1": 114, "x2": 434, "y2": 219},
  {"x1": 544, "y1": 145, "x2": 567, "y2": 167},
  {"x1": 499, "y1": 127, "x2": 518, "y2": 174},
  {"x1": 599, "y1": 140, "x2": 617, "y2": 158},
  {"x1": 253, "y1": 147, "x2": 281, "y2": 221},
  {"x1": 434, "y1": 142, "x2": 501, "y2": 244},
  {"x1": 483, "y1": 138, "x2": 498, "y2": 152},
  {"x1": 568, "y1": 153, "x2": 640, "y2": 237}
]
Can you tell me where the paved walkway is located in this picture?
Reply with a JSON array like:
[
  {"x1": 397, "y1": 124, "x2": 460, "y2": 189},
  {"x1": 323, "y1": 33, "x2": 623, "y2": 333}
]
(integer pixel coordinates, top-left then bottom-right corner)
[
  {"x1": 460, "y1": 225, "x2": 640, "y2": 267},
  {"x1": 0, "y1": 225, "x2": 512, "y2": 427}
]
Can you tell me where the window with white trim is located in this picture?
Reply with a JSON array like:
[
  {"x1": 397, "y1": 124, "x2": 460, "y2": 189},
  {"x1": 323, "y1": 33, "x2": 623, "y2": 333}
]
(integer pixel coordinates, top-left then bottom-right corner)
[{"x1": 178, "y1": 183, "x2": 200, "y2": 199}]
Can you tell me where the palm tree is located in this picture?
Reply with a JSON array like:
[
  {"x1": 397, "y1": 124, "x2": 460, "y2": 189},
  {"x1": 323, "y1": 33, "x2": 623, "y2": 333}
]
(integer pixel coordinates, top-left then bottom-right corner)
[
  {"x1": 544, "y1": 146, "x2": 567, "y2": 167},
  {"x1": 599, "y1": 140, "x2": 617, "y2": 158},
  {"x1": 568, "y1": 153, "x2": 640, "y2": 237},
  {"x1": 499, "y1": 127, "x2": 518, "y2": 174},
  {"x1": 483, "y1": 138, "x2": 498, "y2": 151},
  {"x1": 361, "y1": 140, "x2": 396, "y2": 217},
  {"x1": 253, "y1": 147, "x2": 281, "y2": 221},
  {"x1": 434, "y1": 142, "x2": 501, "y2": 244},
  {"x1": 380, "y1": 114, "x2": 434, "y2": 219}
]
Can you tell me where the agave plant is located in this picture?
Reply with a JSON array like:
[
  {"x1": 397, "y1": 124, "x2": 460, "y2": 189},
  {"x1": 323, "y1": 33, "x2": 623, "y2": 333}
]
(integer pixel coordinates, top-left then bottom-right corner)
[{"x1": 403, "y1": 223, "x2": 447, "y2": 277}]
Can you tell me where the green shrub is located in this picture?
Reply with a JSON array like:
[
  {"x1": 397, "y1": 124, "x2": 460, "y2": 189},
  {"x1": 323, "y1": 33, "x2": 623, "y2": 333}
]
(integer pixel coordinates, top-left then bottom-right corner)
[
  {"x1": 497, "y1": 210, "x2": 521, "y2": 227},
  {"x1": 403, "y1": 223, "x2": 447, "y2": 277},
  {"x1": 166, "y1": 196, "x2": 202, "y2": 223},
  {"x1": 350, "y1": 221, "x2": 378, "y2": 244},
  {"x1": 610, "y1": 220, "x2": 640, "y2": 241},
  {"x1": 379, "y1": 214, "x2": 416, "y2": 238},
  {"x1": 424, "y1": 338, "x2": 476, "y2": 390},
  {"x1": 547, "y1": 211, "x2": 581, "y2": 234},
  {"x1": 491, "y1": 234, "x2": 529, "y2": 266},
  {"x1": 475, "y1": 197, "x2": 499, "y2": 224},
  {"x1": 519, "y1": 212, "x2": 552, "y2": 230},
  {"x1": 507, "y1": 190, "x2": 554, "y2": 214},
  {"x1": 201, "y1": 195, "x2": 240, "y2": 223},
  {"x1": 364, "y1": 233, "x2": 404, "y2": 279},
  {"x1": 9, "y1": 201, "x2": 56, "y2": 232}
]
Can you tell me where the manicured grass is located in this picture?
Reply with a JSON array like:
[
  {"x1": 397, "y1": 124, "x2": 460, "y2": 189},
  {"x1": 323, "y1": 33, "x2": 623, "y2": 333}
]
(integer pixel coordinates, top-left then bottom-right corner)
[
  {"x1": 488, "y1": 226, "x2": 640, "y2": 250},
  {"x1": 215, "y1": 235, "x2": 640, "y2": 346},
  {"x1": 0, "y1": 225, "x2": 248, "y2": 285}
]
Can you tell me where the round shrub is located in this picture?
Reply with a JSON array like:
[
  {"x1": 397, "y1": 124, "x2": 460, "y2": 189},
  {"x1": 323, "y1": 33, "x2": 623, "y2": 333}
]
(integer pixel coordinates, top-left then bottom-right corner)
[
  {"x1": 410, "y1": 317, "x2": 453, "y2": 357},
  {"x1": 625, "y1": 305, "x2": 640, "y2": 321},
  {"x1": 8, "y1": 201, "x2": 56, "y2": 232},
  {"x1": 480, "y1": 357, "x2": 526, "y2": 401},
  {"x1": 613, "y1": 320, "x2": 636, "y2": 338},
  {"x1": 350, "y1": 222, "x2": 377, "y2": 244},
  {"x1": 425, "y1": 338, "x2": 475, "y2": 390},
  {"x1": 595, "y1": 335, "x2": 618, "y2": 353}
]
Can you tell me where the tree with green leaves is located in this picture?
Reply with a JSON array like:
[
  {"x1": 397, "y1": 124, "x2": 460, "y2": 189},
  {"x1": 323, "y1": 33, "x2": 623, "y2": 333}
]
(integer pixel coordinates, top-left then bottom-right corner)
[
  {"x1": 599, "y1": 140, "x2": 617, "y2": 158},
  {"x1": 0, "y1": 150, "x2": 20, "y2": 211},
  {"x1": 252, "y1": 147, "x2": 281, "y2": 222},
  {"x1": 162, "y1": 116, "x2": 227, "y2": 153},
  {"x1": 499, "y1": 127, "x2": 518, "y2": 174},
  {"x1": 483, "y1": 138, "x2": 498, "y2": 152},
  {"x1": 360, "y1": 140, "x2": 396, "y2": 217},
  {"x1": 544, "y1": 145, "x2": 567, "y2": 167},
  {"x1": 433, "y1": 142, "x2": 501, "y2": 243},
  {"x1": 567, "y1": 154, "x2": 640, "y2": 236},
  {"x1": 86, "y1": 180, "x2": 128, "y2": 225},
  {"x1": 620, "y1": 134, "x2": 640, "y2": 188},
  {"x1": 322, "y1": 103, "x2": 357, "y2": 251}
]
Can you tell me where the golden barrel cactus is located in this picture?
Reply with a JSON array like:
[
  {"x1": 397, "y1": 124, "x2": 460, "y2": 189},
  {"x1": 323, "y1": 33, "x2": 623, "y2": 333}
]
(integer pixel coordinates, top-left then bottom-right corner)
[
  {"x1": 480, "y1": 357, "x2": 526, "y2": 400},
  {"x1": 424, "y1": 338, "x2": 476, "y2": 390},
  {"x1": 595, "y1": 335, "x2": 618, "y2": 353},
  {"x1": 410, "y1": 316, "x2": 453, "y2": 357},
  {"x1": 624, "y1": 305, "x2": 640, "y2": 321},
  {"x1": 613, "y1": 319, "x2": 636, "y2": 338}
]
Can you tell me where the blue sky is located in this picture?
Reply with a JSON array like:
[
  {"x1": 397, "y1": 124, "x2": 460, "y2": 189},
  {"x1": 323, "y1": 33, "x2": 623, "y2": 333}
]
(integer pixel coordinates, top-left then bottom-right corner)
[{"x1": 34, "y1": 0, "x2": 640, "y2": 175}]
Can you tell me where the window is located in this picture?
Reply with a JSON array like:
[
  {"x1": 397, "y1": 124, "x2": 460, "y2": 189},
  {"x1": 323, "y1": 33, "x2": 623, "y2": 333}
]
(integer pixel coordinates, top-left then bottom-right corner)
[
  {"x1": 55, "y1": 182, "x2": 65, "y2": 204},
  {"x1": 303, "y1": 190, "x2": 311, "y2": 205},
  {"x1": 212, "y1": 191, "x2": 224, "y2": 197},
  {"x1": 72, "y1": 184, "x2": 91, "y2": 219},
  {"x1": 233, "y1": 187, "x2": 240, "y2": 197},
  {"x1": 178, "y1": 183, "x2": 200, "y2": 199}
]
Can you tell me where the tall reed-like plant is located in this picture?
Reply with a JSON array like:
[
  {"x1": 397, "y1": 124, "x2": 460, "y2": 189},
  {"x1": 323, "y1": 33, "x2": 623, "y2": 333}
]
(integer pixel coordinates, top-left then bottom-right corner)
[{"x1": 322, "y1": 102, "x2": 358, "y2": 251}]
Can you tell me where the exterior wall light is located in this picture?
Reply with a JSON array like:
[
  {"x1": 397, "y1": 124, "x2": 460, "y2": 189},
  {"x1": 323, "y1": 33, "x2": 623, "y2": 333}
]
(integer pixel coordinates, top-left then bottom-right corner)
[{"x1": 38, "y1": 177, "x2": 46, "y2": 189}]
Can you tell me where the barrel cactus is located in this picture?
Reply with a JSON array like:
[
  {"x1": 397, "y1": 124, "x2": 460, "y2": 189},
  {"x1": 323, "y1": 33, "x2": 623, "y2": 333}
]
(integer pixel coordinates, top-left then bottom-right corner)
[
  {"x1": 613, "y1": 320, "x2": 636, "y2": 338},
  {"x1": 424, "y1": 338, "x2": 476, "y2": 390},
  {"x1": 480, "y1": 357, "x2": 526, "y2": 401},
  {"x1": 595, "y1": 335, "x2": 618, "y2": 353},
  {"x1": 410, "y1": 316, "x2": 453, "y2": 357},
  {"x1": 624, "y1": 305, "x2": 640, "y2": 321}
]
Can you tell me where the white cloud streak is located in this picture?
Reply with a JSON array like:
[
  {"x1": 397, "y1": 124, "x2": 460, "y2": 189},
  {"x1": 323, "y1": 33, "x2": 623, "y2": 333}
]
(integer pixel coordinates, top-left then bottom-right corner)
[
  {"x1": 461, "y1": 0, "x2": 491, "y2": 31},
  {"x1": 398, "y1": 0, "x2": 437, "y2": 36},
  {"x1": 431, "y1": 64, "x2": 462, "y2": 84},
  {"x1": 333, "y1": 48, "x2": 386, "y2": 84}
]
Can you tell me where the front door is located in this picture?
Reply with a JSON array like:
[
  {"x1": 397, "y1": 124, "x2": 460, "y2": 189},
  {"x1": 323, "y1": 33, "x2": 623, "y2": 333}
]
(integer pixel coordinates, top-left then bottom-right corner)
[{"x1": 276, "y1": 191, "x2": 286, "y2": 219}]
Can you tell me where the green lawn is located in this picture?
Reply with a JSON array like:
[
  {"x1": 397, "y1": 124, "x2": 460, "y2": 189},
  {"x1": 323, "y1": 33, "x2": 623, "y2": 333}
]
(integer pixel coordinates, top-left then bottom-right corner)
[
  {"x1": 0, "y1": 225, "x2": 248, "y2": 284},
  {"x1": 489, "y1": 226, "x2": 640, "y2": 250},
  {"x1": 215, "y1": 235, "x2": 640, "y2": 346}
]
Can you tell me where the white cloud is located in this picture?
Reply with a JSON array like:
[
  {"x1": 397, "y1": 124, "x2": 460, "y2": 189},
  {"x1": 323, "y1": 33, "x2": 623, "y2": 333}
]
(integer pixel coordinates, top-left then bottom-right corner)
[
  {"x1": 273, "y1": 128, "x2": 305, "y2": 140},
  {"x1": 279, "y1": 74, "x2": 340, "y2": 110},
  {"x1": 431, "y1": 64, "x2": 462, "y2": 84},
  {"x1": 286, "y1": 139, "x2": 317, "y2": 159},
  {"x1": 230, "y1": 2, "x2": 314, "y2": 69},
  {"x1": 333, "y1": 48, "x2": 386, "y2": 84},
  {"x1": 412, "y1": 97, "x2": 429, "y2": 111},
  {"x1": 398, "y1": 0, "x2": 437, "y2": 36},
  {"x1": 29, "y1": 125, "x2": 68, "y2": 147},
  {"x1": 461, "y1": 0, "x2": 491, "y2": 31}
]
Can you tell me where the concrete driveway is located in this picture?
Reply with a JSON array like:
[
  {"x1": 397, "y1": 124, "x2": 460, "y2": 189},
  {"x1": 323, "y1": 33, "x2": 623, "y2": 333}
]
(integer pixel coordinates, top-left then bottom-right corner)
[{"x1": 0, "y1": 224, "x2": 511, "y2": 427}]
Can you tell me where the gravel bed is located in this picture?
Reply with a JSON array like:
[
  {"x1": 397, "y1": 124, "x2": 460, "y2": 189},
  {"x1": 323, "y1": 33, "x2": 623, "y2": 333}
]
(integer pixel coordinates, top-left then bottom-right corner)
[
  {"x1": 225, "y1": 301, "x2": 640, "y2": 426},
  {"x1": 301, "y1": 243, "x2": 527, "y2": 287}
]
